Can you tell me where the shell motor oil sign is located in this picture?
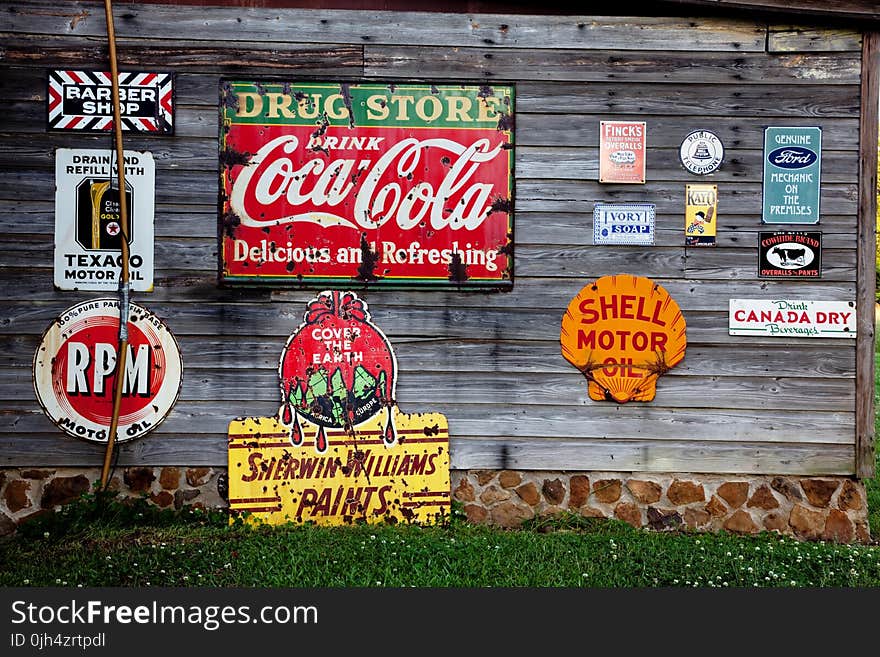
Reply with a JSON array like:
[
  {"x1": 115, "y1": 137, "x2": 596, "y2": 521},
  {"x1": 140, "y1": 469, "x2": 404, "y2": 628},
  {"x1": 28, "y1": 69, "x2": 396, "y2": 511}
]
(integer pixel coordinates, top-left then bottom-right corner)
[
  {"x1": 561, "y1": 275, "x2": 687, "y2": 403},
  {"x1": 33, "y1": 299, "x2": 182, "y2": 443},
  {"x1": 219, "y1": 81, "x2": 514, "y2": 288},
  {"x1": 228, "y1": 291, "x2": 450, "y2": 526}
]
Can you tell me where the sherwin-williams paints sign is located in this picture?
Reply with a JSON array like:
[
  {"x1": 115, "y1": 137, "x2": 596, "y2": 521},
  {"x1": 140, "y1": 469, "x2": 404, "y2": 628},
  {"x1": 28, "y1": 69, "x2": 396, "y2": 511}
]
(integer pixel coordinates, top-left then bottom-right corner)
[
  {"x1": 219, "y1": 81, "x2": 514, "y2": 288},
  {"x1": 561, "y1": 275, "x2": 687, "y2": 403},
  {"x1": 762, "y1": 126, "x2": 821, "y2": 224},
  {"x1": 227, "y1": 291, "x2": 450, "y2": 525}
]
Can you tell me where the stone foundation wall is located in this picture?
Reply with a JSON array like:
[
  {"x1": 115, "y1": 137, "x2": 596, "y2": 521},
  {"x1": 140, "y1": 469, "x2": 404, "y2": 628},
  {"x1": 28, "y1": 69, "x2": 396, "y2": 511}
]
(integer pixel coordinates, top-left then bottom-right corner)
[
  {"x1": 0, "y1": 467, "x2": 871, "y2": 543},
  {"x1": 451, "y1": 470, "x2": 871, "y2": 544},
  {"x1": 0, "y1": 467, "x2": 226, "y2": 536}
]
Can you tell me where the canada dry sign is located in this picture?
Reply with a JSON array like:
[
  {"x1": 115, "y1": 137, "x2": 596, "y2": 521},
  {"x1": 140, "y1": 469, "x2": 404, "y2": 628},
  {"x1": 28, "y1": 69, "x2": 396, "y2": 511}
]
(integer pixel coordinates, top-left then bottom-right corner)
[{"x1": 33, "y1": 299, "x2": 183, "y2": 443}]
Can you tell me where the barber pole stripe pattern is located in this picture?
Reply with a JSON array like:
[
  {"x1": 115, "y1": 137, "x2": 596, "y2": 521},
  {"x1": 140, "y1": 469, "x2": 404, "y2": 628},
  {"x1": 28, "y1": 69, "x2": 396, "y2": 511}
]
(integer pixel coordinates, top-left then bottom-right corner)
[{"x1": 48, "y1": 70, "x2": 173, "y2": 133}]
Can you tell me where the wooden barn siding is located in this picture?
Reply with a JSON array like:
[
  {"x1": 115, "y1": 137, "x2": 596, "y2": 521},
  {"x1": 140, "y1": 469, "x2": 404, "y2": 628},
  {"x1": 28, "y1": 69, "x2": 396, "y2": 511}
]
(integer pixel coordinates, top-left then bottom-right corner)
[{"x1": 0, "y1": 1, "x2": 866, "y2": 475}]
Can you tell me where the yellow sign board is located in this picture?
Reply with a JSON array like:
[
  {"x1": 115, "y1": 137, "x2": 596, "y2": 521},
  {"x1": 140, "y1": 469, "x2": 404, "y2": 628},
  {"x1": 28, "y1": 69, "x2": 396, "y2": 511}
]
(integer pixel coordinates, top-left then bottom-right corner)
[
  {"x1": 685, "y1": 184, "x2": 718, "y2": 247},
  {"x1": 228, "y1": 410, "x2": 449, "y2": 525},
  {"x1": 561, "y1": 275, "x2": 687, "y2": 403},
  {"x1": 227, "y1": 291, "x2": 450, "y2": 526}
]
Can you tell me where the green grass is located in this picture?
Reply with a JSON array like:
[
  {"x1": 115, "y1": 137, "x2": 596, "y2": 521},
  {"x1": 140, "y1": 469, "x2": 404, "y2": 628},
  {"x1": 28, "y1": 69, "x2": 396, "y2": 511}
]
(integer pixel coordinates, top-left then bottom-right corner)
[{"x1": 0, "y1": 493, "x2": 878, "y2": 588}]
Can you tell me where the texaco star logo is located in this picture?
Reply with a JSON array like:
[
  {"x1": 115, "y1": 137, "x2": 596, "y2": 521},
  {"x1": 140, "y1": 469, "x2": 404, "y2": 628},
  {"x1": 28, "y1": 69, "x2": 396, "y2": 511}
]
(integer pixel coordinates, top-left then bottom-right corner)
[{"x1": 106, "y1": 222, "x2": 121, "y2": 237}]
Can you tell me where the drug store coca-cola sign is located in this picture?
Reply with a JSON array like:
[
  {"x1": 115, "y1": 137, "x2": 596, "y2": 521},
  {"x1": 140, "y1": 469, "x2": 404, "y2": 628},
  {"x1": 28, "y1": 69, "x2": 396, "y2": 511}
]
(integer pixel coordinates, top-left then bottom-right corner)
[{"x1": 219, "y1": 81, "x2": 514, "y2": 288}]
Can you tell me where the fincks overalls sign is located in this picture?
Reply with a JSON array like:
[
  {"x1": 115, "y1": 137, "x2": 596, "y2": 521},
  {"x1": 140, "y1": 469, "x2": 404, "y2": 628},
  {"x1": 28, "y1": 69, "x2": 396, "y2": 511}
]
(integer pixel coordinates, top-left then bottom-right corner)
[{"x1": 219, "y1": 81, "x2": 514, "y2": 288}]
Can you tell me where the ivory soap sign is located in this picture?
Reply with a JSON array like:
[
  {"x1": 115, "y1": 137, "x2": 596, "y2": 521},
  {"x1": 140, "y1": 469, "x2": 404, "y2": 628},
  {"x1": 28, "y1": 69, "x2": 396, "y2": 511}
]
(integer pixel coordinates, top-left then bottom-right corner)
[
  {"x1": 729, "y1": 299, "x2": 855, "y2": 338},
  {"x1": 762, "y1": 126, "x2": 821, "y2": 224},
  {"x1": 561, "y1": 275, "x2": 687, "y2": 403},
  {"x1": 54, "y1": 148, "x2": 155, "y2": 291},
  {"x1": 219, "y1": 81, "x2": 514, "y2": 288},
  {"x1": 599, "y1": 120, "x2": 646, "y2": 184},
  {"x1": 227, "y1": 291, "x2": 450, "y2": 526}
]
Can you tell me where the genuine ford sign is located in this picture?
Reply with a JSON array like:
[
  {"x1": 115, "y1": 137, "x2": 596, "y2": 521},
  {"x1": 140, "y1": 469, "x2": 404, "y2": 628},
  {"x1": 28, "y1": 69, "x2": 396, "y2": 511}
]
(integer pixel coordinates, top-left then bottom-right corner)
[{"x1": 768, "y1": 147, "x2": 818, "y2": 169}]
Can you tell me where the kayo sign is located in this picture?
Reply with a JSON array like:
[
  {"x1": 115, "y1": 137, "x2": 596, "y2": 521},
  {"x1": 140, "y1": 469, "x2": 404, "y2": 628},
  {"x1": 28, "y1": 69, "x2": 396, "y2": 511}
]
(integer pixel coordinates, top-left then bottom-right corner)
[
  {"x1": 219, "y1": 81, "x2": 514, "y2": 288},
  {"x1": 561, "y1": 275, "x2": 687, "y2": 403},
  {"x1": 228, "y1": 291, "x2": 450, "y2": 526},
  {"x1": 729, "y1": 299, "x2": 855, "y2": 338},
  {"x1": 33, "y1": 299, "x2": 183, "y2": 443}
]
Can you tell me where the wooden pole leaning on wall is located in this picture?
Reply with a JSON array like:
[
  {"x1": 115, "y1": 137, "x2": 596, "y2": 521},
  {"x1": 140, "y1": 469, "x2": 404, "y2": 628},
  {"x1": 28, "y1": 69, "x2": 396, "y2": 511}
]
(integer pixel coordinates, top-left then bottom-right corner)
[
  {"x1": 100, "y1": 0, "x2": 132, "y2": 489},
  {"x1": 856, "y1": 32, "x2": 879, "y2": 479}
]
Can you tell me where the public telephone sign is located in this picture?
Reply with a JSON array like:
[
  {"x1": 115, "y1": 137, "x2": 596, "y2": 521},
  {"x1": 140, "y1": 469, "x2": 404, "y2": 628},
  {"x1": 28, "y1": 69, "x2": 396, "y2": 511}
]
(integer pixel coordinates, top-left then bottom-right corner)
[
  {"x1": 54, "y1": 148, "x2": 155, "y2": 291},
  {"x1": 219, "y1": 81, "x2": 514, "y2": 288},
  {"x1": 33, "y1": 299, "x2": 183, "y2": 444},
  {"x1": 762, "y1": 126, "x2": 821, "y2": 224}
]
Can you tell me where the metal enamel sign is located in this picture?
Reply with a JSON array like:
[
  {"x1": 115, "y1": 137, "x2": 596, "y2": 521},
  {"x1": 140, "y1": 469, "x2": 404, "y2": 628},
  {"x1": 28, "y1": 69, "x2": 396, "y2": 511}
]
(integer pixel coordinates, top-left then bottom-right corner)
[
  {"x1": 593, "y1": 203, "x2": 655, "y2": 245},
  {"x1": 679, "y1": 130, "x2": 724, "y2": 175},
  {"x1": 219, "y1": 81, "x2": 514, "y2": 288},
  {"x1": 48, "y1": 70, "x2": 174, "y2": 133},
  {"x1": 729, "y1": 299, "x2": 855, "y2": 338},
  {"x1": 685, "y1": 184, "x2": 717, "y2": 247},
  {"x1": 758, "y1": 232, "x2": 822, "y2": 278},
  {"x1": 762, "y1": 126, "x2": 821, "y2": 224},
  {"x1": 54, "y1": 148, "x2": 155, "y2": 291},
  {"x1": 599, "y1": 121, "x2": 646, "y2": 184},
  {"x1": 561, "y1": 275, "x2": 687, "y2": 403},
  {"x1": 33, "y1": 299, "x2": 183, "y2": 443},
  {"x1": 227, "y1": 291, "x2": 450, "y2": 525}
]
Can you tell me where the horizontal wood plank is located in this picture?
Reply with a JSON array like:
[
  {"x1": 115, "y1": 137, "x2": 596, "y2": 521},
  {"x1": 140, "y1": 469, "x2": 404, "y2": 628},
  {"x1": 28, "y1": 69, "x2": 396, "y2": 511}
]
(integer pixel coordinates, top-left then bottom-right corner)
[
  {"x1": 0, "y1": 334, "x2": 856, "y2": 378},
  {"x1": 364, "y1": 47, "x2": 861, "y2": 84},
  {"x1": 2, "y1": 3, "x2": 768, "y2": 51},
  {"x1": 768, "y1": 26, "x2": 862, "y2": 52},
  {"x1": 0, "y1": 434, "x2": 854, "y2": 475},
  {"x1": 516, "y1": 82, "x2": 860, "y2": 117},
  {"x1": 1, "y1": 402, "x2": 855, "y2": 444},
  {"x1": 0, "y1": 303, "x2": 860, "y2": 349}
]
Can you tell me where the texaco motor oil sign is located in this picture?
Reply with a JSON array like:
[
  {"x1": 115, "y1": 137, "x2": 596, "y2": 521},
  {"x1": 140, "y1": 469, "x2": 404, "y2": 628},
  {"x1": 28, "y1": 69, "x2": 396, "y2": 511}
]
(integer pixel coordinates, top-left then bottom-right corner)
[
  {"x1": 228, "y1": 291, "x2": 450, "y2": 525},
  {"x1": 33, "y1": 299, "x2": 183, "y2": 443},
  {"x1": 54, "y1": 148, "x2": 155, "y2": 291},
  {"x1": 219, "y1": 81, "x2": 514, "y2": 288}
]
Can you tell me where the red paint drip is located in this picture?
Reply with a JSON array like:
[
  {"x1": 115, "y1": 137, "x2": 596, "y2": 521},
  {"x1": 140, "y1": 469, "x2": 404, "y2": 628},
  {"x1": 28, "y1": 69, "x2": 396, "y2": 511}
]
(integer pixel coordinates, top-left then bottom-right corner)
[{"x1": 316, "y1": 425, "x2": 327, "y2": 453}]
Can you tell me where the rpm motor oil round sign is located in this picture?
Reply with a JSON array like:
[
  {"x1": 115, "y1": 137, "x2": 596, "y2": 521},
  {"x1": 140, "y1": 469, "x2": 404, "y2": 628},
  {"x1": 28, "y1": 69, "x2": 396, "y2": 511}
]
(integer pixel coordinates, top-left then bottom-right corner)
[{"x1": 33, "y1": 298, "x2": 182, "y2": 443}]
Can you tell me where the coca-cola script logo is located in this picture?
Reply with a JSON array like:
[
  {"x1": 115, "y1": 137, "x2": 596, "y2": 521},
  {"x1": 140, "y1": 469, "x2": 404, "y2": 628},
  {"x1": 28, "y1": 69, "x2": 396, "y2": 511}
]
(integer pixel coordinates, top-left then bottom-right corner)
[{"x1": 231, "y1": 135, "x2": 504, "y2": 232}]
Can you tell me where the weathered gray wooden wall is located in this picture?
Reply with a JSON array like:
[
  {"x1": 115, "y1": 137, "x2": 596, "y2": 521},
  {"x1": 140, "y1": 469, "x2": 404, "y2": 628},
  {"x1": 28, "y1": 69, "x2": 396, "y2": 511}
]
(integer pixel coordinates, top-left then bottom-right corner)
[{"x1": 0, "y1": 1, "x2": 868, "y2": 475}]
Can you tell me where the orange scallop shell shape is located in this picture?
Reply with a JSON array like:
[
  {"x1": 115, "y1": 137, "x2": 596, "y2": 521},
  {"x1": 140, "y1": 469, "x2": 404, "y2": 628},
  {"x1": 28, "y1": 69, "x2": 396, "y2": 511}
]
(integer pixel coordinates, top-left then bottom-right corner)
[{"x1": 560, "y1": 274, "x2": 686, "y2": 403}]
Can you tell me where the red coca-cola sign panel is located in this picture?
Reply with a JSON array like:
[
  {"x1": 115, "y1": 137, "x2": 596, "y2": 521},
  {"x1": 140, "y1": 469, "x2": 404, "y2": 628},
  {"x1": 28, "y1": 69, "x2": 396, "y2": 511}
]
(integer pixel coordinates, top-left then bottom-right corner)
[{"x1": 219, "y1": 81, "x2": 514, "y2": 288}]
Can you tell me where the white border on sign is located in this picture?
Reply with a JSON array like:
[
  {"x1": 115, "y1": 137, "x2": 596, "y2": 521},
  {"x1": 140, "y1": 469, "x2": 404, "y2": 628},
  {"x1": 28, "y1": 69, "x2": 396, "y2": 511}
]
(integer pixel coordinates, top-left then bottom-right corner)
[
  {"x1": 593, "y1": 203, "x2": 655, "y2": 246},
  {"x1": 679, "y1": 130, "x2": 724, "y2": 175},
  {"x1": 728, "y1": 298, "x2": 855, "y2": 338},
  {"x1": 33, "y1": 298, "x2": 183, "y2": 443}
]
